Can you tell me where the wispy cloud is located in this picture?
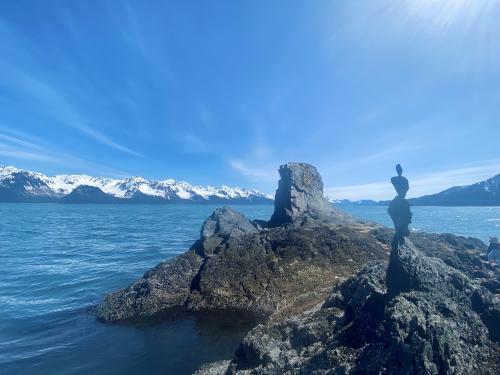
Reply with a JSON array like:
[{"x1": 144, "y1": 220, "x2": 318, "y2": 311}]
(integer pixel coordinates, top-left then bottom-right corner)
[
  {"x1": 77, "y1": 125, "x2": 143, "y2": 157},
  {"x1": 0, "y1": 127, "x2": 59, "y2": 162},
  {"x1": 173, "y1": 132, "x2": 209, "y2": 154},
  {"x1": 0, "y1": 142, "x2": 62, "y2": 163},
  {"x1": 326, "y1": 161, "x2": 500, "y2": 201},
  {"x1": 0, "y1": 41, "x2": 142, "y2": 158},
  {"x1": 0, "y1": 131, "x2": 46, "y2": 152},
  {"x1": 0, "y1": 125, "x2": 133, "y2": 177}
]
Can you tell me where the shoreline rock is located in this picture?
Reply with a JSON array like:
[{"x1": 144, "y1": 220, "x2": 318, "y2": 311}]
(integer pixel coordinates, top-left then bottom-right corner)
[
  {"x1": 94, "y1": 162, "x2": 389, "y2": 323},
  {"x1": 92, "y1": 161, "x2": 499, "y2": 374}
]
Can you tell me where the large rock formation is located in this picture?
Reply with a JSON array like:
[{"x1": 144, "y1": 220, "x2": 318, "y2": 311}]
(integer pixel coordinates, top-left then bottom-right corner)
[
  {"x1": 94, "y1": 162, "x2": 386, "y2": 322},
  {"x1": 200, "y1": 239, "x2": 499, "y2": 375},
  {"x1": 93, "y1": 161, "x2": 499, "y2": 374}
]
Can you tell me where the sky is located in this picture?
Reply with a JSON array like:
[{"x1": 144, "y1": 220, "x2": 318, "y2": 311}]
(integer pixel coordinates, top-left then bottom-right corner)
[{"x1": 0, "y1": 0, "x2": 499, "y2": 200}]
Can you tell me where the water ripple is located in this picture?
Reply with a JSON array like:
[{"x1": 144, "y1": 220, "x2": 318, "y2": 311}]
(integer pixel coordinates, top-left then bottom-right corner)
[{"x1": 0, "y1": 203, "x2": 272, "y2": 374}]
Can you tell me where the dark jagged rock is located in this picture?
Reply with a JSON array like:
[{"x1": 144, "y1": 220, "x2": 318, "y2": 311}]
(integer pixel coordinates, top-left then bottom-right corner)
[
  {"x1": 211, "y1": 240, "x2": 499, "y2": 375},
  {"x1": 488, "y1": 237, "x2": 500, "y2": 263},
  {"x1": 269, "y1": 162, "x2": 333, "y2": 227}
]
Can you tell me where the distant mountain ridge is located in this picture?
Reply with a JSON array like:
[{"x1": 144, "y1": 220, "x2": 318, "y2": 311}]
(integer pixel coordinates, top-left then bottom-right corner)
[
  {"x1": 332, "y1": 173, "x2": 500, "y2": 207},
  {"x1": 409, "y1": 173, "x2": 500, "y2": 206},
  {"x1": 0, "y1": 165, "x2": 273, "y2": 204}
]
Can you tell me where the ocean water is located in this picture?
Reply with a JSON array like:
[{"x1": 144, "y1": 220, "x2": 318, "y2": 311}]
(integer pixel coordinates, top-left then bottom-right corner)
[
  {"x1": 0, "y1": 203, "x2": 499, "y2": 375},
  {"x1": 338, "y1": 205, "x2": 500, "y2": 243}
]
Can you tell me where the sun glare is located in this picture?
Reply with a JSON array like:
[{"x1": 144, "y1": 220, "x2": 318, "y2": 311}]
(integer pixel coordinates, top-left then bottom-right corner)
[{"x1": 404, "y1": 0, "x2": 498, "y2": 32}]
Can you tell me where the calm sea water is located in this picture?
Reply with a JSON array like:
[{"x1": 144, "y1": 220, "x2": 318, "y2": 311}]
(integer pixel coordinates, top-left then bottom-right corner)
[{"x1": 0, "y1": 203, "x2": 499, "y2": 375}]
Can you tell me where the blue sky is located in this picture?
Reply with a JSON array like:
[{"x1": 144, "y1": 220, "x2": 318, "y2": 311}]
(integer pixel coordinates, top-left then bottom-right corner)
[{"x1": 0, "y1": 0, "x2": 499, "y2": 199}]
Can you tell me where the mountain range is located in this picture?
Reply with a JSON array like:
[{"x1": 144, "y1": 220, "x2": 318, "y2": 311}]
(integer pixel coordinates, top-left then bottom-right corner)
[
  {"x1": 332, "y1": 173, "x2": 500, "y2": 206},
  {"x1": 0, "y1": 166, "x2": 273, "y2": 204}
]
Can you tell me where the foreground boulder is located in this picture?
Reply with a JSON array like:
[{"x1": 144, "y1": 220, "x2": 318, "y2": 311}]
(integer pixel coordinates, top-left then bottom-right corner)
[{"x1": 202, "y1": 240, "x2": 499, "y2": 375}]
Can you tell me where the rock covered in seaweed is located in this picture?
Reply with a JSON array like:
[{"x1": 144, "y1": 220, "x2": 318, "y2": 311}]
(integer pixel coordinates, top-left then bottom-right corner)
[
  {"x1": 94, "y1": 211, "x2": 388, "y2": 322},
  {"x1": 93, "y1": 249, "x2": 203, "y2": 322}
]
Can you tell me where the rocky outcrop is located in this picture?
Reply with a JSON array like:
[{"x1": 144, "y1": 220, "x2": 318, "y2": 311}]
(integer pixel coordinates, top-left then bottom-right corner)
[
  {"x1": 93, "y1": 249, "x2": 203, "y2": 321},
  {"x1": 95, "y1": 211, "x2": 388, "y2": 322},
  {"x1": 93, "y1": 161, "x2": 499, "y2": 374},
  {"x1": 208, "y1": 239, "x2": 499, "y2": 375},
  {"x1": 94, "y1": 163, "x2": 386, "y2": 322},
  {"x1": 269, "y1": 163, "x2": 333, "y2": 226}
]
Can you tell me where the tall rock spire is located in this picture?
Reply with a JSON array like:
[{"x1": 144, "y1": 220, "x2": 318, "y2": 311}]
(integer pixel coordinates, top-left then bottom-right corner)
[{"x1": 269, "y1": 162, "x2": 332, "y2": 226}]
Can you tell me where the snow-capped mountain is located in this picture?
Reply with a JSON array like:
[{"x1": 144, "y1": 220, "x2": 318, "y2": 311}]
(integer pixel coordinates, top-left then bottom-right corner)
[{"x1": 0, "y1": 165, "x2": 273, "y2": 204}]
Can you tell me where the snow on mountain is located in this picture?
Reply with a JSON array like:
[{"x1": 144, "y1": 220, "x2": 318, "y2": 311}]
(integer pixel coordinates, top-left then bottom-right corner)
[{"x1": 0, "y1": 165, "x2": 273, "y2": 203}]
